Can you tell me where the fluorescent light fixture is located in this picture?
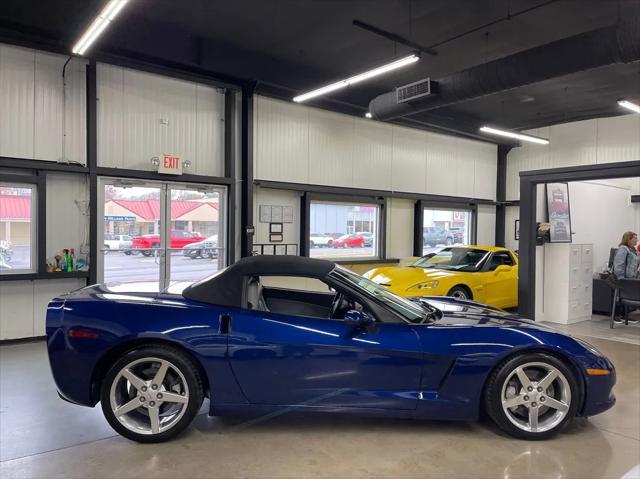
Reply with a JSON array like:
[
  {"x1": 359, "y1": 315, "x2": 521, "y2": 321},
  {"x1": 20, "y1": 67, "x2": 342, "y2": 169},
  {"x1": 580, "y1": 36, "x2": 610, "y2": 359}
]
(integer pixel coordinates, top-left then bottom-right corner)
[
  {"x1": 293, "y1": 54, "x2": 419, "y2": 103},
  {"x1": 72, "y1": 0, "x2": 130, "y2": 56},
  {"x1": 365, "y1": 112, "x2": 373, "y2": 119},
  {"x1": 479, "y1": 126, "x2": 549, "y2": 145},
  {"x1": 618, "y1": 99, "x2": 640, "y2": 114}
]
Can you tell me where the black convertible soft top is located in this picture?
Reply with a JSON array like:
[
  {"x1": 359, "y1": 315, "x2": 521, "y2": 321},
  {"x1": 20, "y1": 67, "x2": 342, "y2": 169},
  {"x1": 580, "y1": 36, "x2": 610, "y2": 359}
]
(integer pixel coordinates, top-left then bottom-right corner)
[{"x1": 182, "y1": 255, "x2": 335, "y2": 307}]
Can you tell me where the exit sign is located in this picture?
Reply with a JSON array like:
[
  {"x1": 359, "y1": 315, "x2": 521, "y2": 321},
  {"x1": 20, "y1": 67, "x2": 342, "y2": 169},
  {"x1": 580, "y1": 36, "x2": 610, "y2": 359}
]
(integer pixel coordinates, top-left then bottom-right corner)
[{"x1": 158, "y1": 155, "x2": 182, "y2": 175}]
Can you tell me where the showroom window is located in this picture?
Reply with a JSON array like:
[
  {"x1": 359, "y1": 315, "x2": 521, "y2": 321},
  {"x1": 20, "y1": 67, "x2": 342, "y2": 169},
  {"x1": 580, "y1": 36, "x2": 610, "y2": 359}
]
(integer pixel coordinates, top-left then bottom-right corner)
[
  {"x1": 0, "y1": 183, "x2": 37, "y2": 274},
  {"x1": 422, "y1": 206, "x2": 474, "y2": 255},
  {"x1": 308, "y1": 200, "x2": 381, "y2": 260}
]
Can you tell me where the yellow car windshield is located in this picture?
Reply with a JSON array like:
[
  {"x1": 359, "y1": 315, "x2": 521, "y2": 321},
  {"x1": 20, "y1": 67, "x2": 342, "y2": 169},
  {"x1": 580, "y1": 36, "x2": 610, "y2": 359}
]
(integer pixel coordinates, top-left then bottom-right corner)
[{"x1": 413, "y1": 247, "x2": 490, "y2": 272}]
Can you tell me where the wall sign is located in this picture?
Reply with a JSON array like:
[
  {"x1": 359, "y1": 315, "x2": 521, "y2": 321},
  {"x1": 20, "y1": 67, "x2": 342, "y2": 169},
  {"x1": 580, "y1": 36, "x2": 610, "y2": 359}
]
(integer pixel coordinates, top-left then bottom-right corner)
[
  {"x1": 259, "y1": 205, "x2": 294, "y2": 223},
  {"x1": 545, "y1": 183, "x2": 572, "y2": 243},
  {"x1": 514, "y1": 220, "x2": 520, "y2": 240},
  {"x1": 270, "y1": 223, "x2": 283, "y2": 233},
  {"x1": 158, "y1": 154, "x2": 182, "y2": 175}
]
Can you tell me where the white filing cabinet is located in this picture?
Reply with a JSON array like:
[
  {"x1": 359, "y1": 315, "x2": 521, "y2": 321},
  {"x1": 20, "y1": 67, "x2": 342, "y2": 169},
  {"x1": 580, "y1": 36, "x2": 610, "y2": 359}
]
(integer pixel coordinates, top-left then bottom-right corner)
[{"x1": 543, "y1": 243, "x2": 593, "y2": 324}]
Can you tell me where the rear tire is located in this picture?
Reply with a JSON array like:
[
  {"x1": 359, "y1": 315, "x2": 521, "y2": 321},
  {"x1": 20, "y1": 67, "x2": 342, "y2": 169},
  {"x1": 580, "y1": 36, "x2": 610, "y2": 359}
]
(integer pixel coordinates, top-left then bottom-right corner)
[
  {"x1": 100, "y1": 345, "x2": 204, "y2": 443},
  {"x1": 484, "y1": 353, "x2": 579, "y2": 440}
]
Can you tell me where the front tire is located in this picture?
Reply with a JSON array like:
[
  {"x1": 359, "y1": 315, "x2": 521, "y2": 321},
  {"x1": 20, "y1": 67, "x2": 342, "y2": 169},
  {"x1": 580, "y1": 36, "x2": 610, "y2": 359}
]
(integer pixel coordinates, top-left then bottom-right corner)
[
  {"x1": 484, "y1": 353, "x2": 579, "y2": 440},
  {"x1": 447, "y1": 285, "x2": 471, "y2": 300},
  {"x1": 100, "y1": 345, "x2": 204, "y2": 443}
]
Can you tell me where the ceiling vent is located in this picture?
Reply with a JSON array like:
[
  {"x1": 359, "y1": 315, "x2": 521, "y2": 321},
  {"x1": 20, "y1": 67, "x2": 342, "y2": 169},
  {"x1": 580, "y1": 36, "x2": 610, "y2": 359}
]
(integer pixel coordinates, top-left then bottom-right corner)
[{"x1": 396, "y1": 78, "x2": 433, "y2": 103}]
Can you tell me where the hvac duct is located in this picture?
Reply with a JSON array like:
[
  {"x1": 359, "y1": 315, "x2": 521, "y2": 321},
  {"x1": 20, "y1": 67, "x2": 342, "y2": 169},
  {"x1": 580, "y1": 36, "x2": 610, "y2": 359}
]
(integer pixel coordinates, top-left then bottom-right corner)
[{"x1": 369, "y1": 16, "x2": 640, "y2": 121}]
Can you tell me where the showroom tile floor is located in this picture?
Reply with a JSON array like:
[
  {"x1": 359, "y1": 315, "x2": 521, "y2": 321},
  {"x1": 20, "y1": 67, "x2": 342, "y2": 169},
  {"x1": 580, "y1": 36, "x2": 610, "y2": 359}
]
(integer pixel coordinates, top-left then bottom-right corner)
[
  {"x1": 1, "y1": 335, "x2": 639, "y2": 479},
  {"x1": 541, "y1": 313, "x2": 640, "y2": 346}
]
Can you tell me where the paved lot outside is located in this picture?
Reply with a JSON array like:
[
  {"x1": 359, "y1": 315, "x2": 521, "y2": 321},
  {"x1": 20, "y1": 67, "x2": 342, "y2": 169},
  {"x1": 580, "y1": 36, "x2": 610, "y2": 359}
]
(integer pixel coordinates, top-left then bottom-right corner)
[{"x1": 104, "y1": 250, "x2": 221, "y2": 283}]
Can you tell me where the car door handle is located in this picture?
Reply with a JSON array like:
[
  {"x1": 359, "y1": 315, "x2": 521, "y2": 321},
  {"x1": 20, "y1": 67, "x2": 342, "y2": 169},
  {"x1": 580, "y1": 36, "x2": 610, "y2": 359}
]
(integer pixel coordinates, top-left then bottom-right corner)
[{"x1": 219, "y1": 314, "x2": 232, "y2": 334}]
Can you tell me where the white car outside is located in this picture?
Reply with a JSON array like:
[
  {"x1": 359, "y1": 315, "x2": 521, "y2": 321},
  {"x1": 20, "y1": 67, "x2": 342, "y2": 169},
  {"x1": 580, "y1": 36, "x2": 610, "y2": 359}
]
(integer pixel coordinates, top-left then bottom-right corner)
[
  {"x1": 309, "y1": 233, "x2": 334, "y2": 248},
  {"x1": 104, "y1": 234, "x2": 133, "y2": 251}
]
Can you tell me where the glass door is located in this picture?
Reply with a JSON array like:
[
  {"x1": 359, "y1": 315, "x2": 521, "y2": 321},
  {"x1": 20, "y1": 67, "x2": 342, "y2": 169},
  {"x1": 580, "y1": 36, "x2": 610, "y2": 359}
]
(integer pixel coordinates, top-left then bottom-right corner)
[
  {"x1": 166, "y1": 184, "x2": 227, "y2": 284},
  {"x1": 98, "y1": 178, "x2": 227, "y2": 289},
  {"x1": 100, "y1": 181, "x2": 163, "y2": 285}
]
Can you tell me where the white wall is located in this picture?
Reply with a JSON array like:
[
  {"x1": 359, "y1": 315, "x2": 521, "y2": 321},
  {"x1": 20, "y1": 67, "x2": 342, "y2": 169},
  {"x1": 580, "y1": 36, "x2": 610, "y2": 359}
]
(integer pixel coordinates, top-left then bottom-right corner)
[
  {"x1": 0, "y1": 278, "x2": 86, "y2": 339},
  {"x1": 386, "y1": 198, "x2": 414, "y2": 258},
  {"x1": 97, "y1": 63, "x2": 225, "y2": 176},
  {"x1": 477, "y1": 205, "x2": 497, "y2": 246},
  {"x1": 568, "y1": 180, "x2": 638, "y2": 269},
  {"x1": 254, "y1": 96, "x2": 497, "y2": 200},
  {"x1": 506, "y1": 114, "x2": 640, "y2": 200},
  {"x1": 253, "y1": 187, "x2": 302, "y2": 251},
  {"x1": 0, "y1": 43, "x2": 86, "y2": 164},
  {"x1": 46, "y1": 173, "x2": 90, "y2": 260}
]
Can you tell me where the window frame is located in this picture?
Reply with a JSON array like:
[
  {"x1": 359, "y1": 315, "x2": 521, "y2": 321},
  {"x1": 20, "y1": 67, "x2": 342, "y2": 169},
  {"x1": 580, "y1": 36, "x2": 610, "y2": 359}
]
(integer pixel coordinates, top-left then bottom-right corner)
[
  {"x1": 413, "y1": 200, "x2": 477, "y2": 257},
  {"x1": 302, "y1": 192, "x2": 386, "y2": 262},
  {"x1": 0, "y1": 173, "x2": 45, "y2": 278}
]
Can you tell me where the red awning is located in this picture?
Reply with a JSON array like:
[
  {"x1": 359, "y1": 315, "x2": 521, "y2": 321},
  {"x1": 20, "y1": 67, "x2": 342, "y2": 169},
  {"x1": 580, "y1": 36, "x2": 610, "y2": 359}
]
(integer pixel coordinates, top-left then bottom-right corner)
[
  {"x1": 0, "y1": 195, "x2": 31, "y2": 220},
  {"x1": 109, "y1": 199, "x2": 217, "y2": 220}
]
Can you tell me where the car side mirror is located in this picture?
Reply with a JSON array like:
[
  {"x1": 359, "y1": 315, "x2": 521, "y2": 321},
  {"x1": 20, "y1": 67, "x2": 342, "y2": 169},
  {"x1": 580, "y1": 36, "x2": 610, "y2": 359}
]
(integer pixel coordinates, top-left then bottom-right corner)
[
  {"x1": 495, "y1": 265, "x2": 511, "y2": 274},
  {"x1": 343, "y1": 309, "x2": 374, "y2": 329}
]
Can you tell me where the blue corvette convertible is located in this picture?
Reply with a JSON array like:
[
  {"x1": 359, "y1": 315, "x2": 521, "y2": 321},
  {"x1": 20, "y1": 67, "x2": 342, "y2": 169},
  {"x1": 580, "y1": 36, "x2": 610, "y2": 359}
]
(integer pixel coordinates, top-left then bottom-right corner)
[{"x1": 46, "y1": 255, "x2": 615, "y2": 443}]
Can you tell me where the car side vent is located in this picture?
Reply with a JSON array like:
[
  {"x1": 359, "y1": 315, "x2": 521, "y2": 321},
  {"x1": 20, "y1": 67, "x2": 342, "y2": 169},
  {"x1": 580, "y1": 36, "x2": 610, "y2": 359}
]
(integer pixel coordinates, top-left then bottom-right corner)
[{"x1": 396, "y1": 78, "x2": 432, "y2": 104}]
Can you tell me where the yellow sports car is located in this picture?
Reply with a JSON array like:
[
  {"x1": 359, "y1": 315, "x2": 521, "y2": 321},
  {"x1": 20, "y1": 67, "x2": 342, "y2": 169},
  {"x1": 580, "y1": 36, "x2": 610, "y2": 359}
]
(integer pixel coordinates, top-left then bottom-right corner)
[{"x1": 364, "y1": 246, "x2": 519, "y2": 309}]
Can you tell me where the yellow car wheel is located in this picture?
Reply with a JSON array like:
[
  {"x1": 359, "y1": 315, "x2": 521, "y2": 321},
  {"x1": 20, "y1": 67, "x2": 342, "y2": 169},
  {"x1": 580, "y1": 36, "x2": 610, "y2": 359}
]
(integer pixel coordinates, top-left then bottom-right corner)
[{"x1": 447, "y1": 285, "x2": 471, "y2": 300}]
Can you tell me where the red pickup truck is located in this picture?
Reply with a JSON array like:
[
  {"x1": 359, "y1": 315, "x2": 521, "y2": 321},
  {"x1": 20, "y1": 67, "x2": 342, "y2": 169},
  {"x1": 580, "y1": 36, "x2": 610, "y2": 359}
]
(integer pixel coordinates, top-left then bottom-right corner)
[{"x1": 131, "y1": 230, "x2": 205, "y2": 256}]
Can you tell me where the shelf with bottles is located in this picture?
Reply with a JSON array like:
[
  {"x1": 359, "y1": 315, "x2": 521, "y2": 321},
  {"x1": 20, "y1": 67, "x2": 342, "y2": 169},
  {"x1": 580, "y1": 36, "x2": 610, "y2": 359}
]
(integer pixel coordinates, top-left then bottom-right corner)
[{"x1": 47, "y1": 248, "x2": 89, "y2": 274}]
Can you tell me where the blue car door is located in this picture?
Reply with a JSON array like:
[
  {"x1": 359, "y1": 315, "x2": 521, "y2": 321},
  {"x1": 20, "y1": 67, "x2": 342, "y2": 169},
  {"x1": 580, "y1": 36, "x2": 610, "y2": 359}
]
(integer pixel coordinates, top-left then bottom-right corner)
[{"x1": 226, "y1": 309, "x2": 423, "y2": 410}]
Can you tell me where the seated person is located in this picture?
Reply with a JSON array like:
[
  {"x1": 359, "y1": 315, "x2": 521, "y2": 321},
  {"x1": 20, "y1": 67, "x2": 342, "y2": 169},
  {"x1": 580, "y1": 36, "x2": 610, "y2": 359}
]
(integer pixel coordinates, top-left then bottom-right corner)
[{"x1": 612, "y1": 231, "x2": 639, "y2": 324}]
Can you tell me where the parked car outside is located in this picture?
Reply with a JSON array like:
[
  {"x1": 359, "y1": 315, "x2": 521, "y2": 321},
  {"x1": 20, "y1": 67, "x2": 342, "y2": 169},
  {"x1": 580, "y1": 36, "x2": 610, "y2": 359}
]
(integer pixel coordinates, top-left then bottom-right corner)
[
  {"x1": 333, "y1": 234, "x2": 365, "y2": 248},
  {"x1": 448, "y1": 228, "x2": 465, "y2": 244},
  {"x1": 309, "y1": 233, "x2": 334, "y2": 248},
  {"x1": 182, "y1": 235, "x2": 219, "y2": 259},
  {"x1": 423, "y1": 226, "x2": 454, "y2": 247},
  {"x1": 325, "y1": 232, "x2": 344, "y2": 239},
  {"x1": 131, "y1": 230, "x2": 205, "y2": 256},
  {"x1": 104, "y1": 234, "x2": 132, "y2": 252},
  {"x1": 356, "y1": 232, "x2": 374, "y2": 247}
]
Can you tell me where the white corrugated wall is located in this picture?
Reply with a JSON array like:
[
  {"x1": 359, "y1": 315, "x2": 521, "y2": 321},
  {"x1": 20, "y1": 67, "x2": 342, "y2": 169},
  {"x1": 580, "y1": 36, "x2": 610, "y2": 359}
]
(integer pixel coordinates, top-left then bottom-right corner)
[
  {"x1": 506, "y1": 115, "x2": 640, "y2": 200},
  {"x1": 254, "y1": 96, "x2": 498, "y2": 200},
  {"x1": 0, "y1": 44, "x2": 86, "y2": 164},
  {"x1": 96, "y1": 63, "x2": 225, "y2": 176}
]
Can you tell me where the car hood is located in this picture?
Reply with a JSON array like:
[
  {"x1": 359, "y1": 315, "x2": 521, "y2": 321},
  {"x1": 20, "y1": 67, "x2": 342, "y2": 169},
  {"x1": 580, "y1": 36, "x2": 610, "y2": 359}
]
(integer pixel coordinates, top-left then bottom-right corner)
[
  {"x1": 412, "y1": 296, "x2": 555, "y2": 330},
  {"x1": 365, "y1": 266, "x2": 463, "y2": 286}
]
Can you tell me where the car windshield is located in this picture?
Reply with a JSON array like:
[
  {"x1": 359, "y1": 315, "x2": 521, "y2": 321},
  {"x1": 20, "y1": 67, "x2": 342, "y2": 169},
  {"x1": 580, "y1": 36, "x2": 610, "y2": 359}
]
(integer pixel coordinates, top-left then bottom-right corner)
[
  {"x1": 412, "y1": 247, "x2": 490, "y2": 272},
  {"x1": 332, "y1": 266, "x2": 430, "y2": 323}
]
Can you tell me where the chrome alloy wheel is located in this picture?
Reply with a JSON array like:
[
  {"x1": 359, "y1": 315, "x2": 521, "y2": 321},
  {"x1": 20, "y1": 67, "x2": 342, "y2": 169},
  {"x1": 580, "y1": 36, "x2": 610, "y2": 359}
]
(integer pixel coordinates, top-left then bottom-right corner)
[
  {"x1": 450, "y1": 289, "x2": 468, "y2": 300},
  {"x1": 109, "y1": 357, "x2": 190, "y2": 435},
  {"x1": 501, "y1": 362, "x2": 571, "y2": 433}
]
